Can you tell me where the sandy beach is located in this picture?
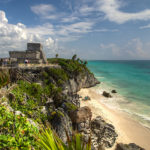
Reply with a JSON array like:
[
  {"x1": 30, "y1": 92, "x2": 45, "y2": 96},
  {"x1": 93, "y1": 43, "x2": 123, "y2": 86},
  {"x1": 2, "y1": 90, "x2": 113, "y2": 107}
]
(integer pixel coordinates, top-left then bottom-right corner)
[{"x1": 78, "y1": 88, "x2": 150, "y2": 150}]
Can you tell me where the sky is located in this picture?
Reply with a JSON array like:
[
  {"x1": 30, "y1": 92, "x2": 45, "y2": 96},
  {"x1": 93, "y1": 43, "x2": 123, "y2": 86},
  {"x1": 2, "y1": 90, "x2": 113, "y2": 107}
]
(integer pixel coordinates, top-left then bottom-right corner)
[{"x1": 0, "y1": 0, "x2": 150, "y2": 60}]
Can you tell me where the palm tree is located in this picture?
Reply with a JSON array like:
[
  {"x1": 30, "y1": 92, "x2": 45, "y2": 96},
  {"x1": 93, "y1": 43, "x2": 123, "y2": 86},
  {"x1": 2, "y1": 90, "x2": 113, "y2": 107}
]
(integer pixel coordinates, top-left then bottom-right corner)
[
  {"x1": 84, "y1": 61, "x2": 87, "y2": 65},
  {"x1": 55, "y1": 54, "x2": 58, "y2": 58},
  {"x1": 72, "y1": 54, "x2": 77, "y2": 61}
]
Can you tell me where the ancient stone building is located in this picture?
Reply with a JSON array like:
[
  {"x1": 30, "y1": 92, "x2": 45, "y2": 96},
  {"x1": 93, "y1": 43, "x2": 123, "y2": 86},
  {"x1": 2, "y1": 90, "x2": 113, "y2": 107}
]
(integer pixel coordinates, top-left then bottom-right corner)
[{"x1": 9, "y1": 43, "x2": 47, "y2": 64}]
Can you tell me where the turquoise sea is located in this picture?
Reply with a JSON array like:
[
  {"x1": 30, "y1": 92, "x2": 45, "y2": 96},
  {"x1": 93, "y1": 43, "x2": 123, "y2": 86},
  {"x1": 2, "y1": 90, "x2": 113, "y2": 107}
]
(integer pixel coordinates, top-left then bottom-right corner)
[{"x1": 87, "y1": 60, "x2": 150, "y2": 128}]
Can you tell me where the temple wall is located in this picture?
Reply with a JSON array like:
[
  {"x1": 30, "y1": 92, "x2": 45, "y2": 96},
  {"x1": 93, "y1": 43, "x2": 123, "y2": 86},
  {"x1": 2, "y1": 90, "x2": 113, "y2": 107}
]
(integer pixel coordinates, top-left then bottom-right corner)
[
  {"x1": 9, "y1": 51, "x2": 26, "y2": 59},
  {"x1": 9, "y1": 51, "x2": 40, "y2": 59},
  {"x1": 27, "y1": 43, "x2": 43, "y2": 51},
  {"x1": 9, "y1": 43, "x2": 47, "y2": 64},
  {"x1": 26, "y1": 51, "x2": 40, "y2": 59}
]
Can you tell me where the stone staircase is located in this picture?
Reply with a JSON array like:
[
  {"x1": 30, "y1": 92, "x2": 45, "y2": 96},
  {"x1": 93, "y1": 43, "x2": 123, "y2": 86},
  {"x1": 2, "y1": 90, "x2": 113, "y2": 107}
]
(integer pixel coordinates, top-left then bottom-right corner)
[{"x1": 15, "y1": 70, "x2": 32, "y2": 83}]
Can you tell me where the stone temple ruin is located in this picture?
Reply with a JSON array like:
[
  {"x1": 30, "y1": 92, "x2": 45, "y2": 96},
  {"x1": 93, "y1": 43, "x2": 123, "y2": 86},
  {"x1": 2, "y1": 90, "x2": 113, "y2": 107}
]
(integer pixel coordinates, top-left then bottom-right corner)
[{"x1": 9, "y1": 43, "x2": 47, "y2": 64}]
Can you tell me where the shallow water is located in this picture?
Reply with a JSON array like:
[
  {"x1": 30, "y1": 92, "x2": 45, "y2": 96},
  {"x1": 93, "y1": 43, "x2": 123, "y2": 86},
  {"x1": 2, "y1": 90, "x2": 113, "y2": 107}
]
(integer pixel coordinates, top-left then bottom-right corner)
[{"x1": 87, "y1": 60, "x2": 150, "y2": 128}]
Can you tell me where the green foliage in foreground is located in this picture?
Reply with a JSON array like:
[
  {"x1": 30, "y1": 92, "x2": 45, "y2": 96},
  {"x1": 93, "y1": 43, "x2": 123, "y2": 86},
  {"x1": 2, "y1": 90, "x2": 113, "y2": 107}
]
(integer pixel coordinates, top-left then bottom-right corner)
[
  {"x1": 37, "y1": 128, "x2": 91, "y2": 150},
  {"x1": 0, "y1": 105, "x2": 38, "y2": 149},
  {"x1": 0, "y1": 70, "x2": 10, "y2": 88}
]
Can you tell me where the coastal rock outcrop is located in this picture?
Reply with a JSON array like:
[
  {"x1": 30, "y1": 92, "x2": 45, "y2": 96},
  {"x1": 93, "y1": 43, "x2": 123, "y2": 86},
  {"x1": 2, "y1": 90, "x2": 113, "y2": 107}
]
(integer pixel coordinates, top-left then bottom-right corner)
[
  {"x1": 112, "y1": 90, "x2": 117, "y2": 93},
  {"x1": 50, "y1": 108, "x2": 72, "y2": 143},
  {"x1": 115, "y1": 143, "x2": 145, "y2": 150},
  {"x1": 65, "y1": 72, "x2": 100, "y2": 94},
  {"x1": 91, "y1": 116, "x2": 118, "y2": 149},
  {"x1": 69, "y1": 106, "x2": 92, "y2": 144},
  {"x1": 103, "y1": 91, "x2": 112, "y2": 98},
  {"x1": 70, "y1": 106, "x2": 92, "y2": 126}
]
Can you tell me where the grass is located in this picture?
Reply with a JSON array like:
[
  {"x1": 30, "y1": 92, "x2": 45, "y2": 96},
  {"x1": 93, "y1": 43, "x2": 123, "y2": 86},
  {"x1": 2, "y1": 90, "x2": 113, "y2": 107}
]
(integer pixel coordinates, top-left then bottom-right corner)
[{"x1": 0, "y1": 69, "x2": 10, "y2": 88}]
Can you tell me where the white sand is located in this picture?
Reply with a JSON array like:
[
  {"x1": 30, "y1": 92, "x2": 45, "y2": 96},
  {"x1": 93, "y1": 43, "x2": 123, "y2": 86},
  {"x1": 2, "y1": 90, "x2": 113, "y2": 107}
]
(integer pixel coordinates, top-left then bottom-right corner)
[{"x1": 78, "y1": 88, "x2": 150, "y2": 150}]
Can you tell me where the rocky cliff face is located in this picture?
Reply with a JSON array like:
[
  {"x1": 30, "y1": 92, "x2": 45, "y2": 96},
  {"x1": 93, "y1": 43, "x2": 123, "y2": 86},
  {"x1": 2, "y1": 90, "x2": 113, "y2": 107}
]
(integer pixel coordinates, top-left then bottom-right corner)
[
  {"x1": 65, "y1": 71, "x2": 100, "y2": 94},
  {"x1": 9, "y1": 66, "x2": 100, "y2": 94},
  {"x1": 1, "y1": 59, "x2": 144, "y2": 150}
]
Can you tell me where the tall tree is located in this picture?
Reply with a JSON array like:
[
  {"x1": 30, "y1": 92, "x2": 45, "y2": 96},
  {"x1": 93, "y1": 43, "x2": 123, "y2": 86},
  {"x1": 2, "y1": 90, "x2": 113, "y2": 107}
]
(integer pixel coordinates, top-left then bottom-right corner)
[
  {"x1": 55, "y1": 54, "x2": 58, "y2": 58},
  {"x1": 72, "y1": 54, "x2": 77, "y2": 61}
]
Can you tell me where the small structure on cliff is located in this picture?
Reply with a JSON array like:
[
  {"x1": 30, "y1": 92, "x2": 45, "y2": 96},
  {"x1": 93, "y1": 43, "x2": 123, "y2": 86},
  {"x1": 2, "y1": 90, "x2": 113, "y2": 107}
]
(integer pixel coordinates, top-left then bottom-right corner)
[{"x1": 9, "y1": 43, "x2": 47, "y2": 64}]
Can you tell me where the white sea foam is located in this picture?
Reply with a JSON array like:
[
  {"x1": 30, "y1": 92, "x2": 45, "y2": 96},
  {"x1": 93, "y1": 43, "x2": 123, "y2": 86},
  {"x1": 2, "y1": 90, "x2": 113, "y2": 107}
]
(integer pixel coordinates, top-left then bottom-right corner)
[
  {"x1": 92, "y1": 82, "x2": 150, "y2": 128},
  {"x1": 95, "y1": 76, "x2": 104, "y2": 79}
]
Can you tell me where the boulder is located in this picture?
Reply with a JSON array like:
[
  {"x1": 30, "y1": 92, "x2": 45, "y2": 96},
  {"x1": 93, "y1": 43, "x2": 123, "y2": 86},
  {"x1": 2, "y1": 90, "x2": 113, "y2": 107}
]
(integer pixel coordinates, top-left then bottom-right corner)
[
  {"x1": 103, "y1": 91, "x2": 112, "y2": 98},
  {"x1": 91, "y1": 116, "x2": 118, "y2": 148},
  {"x1": 115, "y1": 143, "x2": 145, "y2": 150},
  {"x1": 50, "y1": 108, "x2": 72, "y2": 144},
  {"x1": 70, "y1": 106, "x2": 92, "y2": 124},
  {"x1": 112, "y1": 90, "x2": 117, "y2": 93}
]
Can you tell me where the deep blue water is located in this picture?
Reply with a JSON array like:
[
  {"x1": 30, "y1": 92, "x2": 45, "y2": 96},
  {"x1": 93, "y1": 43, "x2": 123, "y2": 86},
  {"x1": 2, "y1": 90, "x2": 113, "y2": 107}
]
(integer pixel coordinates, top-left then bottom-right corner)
[{"x1": 87, "y1": 60, "x2": 150, "y2": 126}]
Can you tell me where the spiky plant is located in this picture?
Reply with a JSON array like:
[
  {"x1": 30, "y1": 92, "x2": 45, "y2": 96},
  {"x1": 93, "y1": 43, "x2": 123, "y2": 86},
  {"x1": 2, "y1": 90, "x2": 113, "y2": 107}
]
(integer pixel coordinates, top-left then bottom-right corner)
[{"x1": 37, "y1": 127, "x2": 91, "y2": 150}]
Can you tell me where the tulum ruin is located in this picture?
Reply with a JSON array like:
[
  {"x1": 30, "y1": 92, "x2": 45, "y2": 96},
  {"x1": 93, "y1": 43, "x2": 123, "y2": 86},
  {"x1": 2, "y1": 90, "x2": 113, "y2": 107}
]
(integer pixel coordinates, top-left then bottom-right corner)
[{"x1": 9, "y1": 43, "x2": 47, "y2": 64}]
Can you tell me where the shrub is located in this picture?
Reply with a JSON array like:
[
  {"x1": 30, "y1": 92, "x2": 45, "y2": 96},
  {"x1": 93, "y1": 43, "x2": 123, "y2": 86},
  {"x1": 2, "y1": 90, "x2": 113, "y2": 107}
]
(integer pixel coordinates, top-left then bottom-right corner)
[
  {"x1": 0, "y1": 69, "x2": 10, "y2": 88},
  {"x1": 48, "y1": 68, "x2": 68, "y2": 83},
  {"x1": 50, "y1": 110, "x2": 64, "y2": 120},
  {"x1": 0, "y1": 105, "x2": 38, "y2": 149},
  {"x1": 9, "y1": 81, "x2": 48, "y2": 123},
  {"x1": 64, "y1": 102, "x2": 78, "y2": 113}
]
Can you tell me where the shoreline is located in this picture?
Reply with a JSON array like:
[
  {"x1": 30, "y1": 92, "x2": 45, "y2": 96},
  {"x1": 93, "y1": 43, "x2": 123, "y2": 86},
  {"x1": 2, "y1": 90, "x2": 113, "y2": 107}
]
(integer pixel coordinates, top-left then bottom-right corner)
[{"x1": 78, "y1": 87, "x2": 150, "y2": 150}]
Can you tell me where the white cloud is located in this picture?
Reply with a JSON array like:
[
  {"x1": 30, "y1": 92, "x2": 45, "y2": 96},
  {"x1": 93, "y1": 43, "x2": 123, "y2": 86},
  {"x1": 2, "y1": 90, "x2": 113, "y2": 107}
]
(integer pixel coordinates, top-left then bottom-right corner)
[
  {"x1": 79, "y1": 5, "x2": 95, "y2": 16},
  {"x1": 0, "y1": 10, "x2": 57, "y2": 57},
  {"x1": 26, "y1": 23, "x2": 54, "y2": 36},
  {"x1": 61, "y1": 16, "x2": 79, "y2": 23},
  {"x1": 0, "y1": 9, "x2": 120, "y2": 58},
  {"x1": 55, "y1": 21, "x2": 95, "y2": 41},
  {"x1": 125, "y1": 38, "x2": 149, "y2": 59},
  {"x1": 98, "y1": 0, "x2": 150, "y2": 24},
  {"x1": 31, "y1": 4, "x2": 55, "y2": 16},
  {"x1": 100, "y1": 43, "x2": 121, "y2": 57},
  {"x1": 140, "y1": 24, "x2": 150, "y2": 29},
  {"x1": 94, "y1": 28, "x2": 119, "y2": 32},
  {"x1": 0, "y1": 10, "x2": 8, "y2": 23},
  {"x1": 99, "y1": 38, "x2": 150, "y2": 59},
  {"x1": 31, "y1": 4, "x2": 59, "y2": 20}
]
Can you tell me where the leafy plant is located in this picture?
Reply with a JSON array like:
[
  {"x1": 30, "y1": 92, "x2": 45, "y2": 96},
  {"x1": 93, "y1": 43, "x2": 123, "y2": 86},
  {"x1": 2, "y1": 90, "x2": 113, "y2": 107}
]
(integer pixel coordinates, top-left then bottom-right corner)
[
  {"x1": 0, "y1": 105, "x2": 38, "y2": 149},
  {"x1": 37, "y1": 127, "x2": 91, "y2": 150}
]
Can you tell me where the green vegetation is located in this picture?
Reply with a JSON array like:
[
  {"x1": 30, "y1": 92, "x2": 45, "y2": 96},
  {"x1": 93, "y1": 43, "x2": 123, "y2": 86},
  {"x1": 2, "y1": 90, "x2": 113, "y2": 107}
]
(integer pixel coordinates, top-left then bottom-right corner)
[
  {"x1": 49, "y1": 110, "x2": 65, "y2": 121},
  {"x1": 46, "y1": 68, "x2": 68, "y2": 85},
  {"x1": 47, "y1": 57, "x2": 92, "y2": 77},
  {"x1": 42, "y1": 68, "x2": 67, "y2": 106},
  {"x1": 0, "y1": 69, "x2": 10, "y2": 88},
  {"x1": 9, "y1": 81, "x2": 48, "y2": 123},
  {"x1": 0, "y1": 57, "x2": 95, "y2": 149},
  {"x1": 72, "y1": 54, "x2": 77, "y2": 61},
  {"x1": 37, "y1": 127, "x2": 91, "y2": 150},
  {"x1": 0, "y1": 105, "x2": 38, "y2": 149},
  {"x1": 64, "y1": 102, "x2": 78, "y2": 113},
  {"x1": 55, "y1": 54, "x2": 59, "y2": 58}
]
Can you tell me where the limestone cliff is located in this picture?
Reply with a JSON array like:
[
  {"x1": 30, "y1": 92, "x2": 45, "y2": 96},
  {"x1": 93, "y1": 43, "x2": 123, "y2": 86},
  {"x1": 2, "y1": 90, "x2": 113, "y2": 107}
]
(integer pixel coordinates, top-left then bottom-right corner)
[{"x1": 0, "y1": 58, "x2": 144, "y2": 150}]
